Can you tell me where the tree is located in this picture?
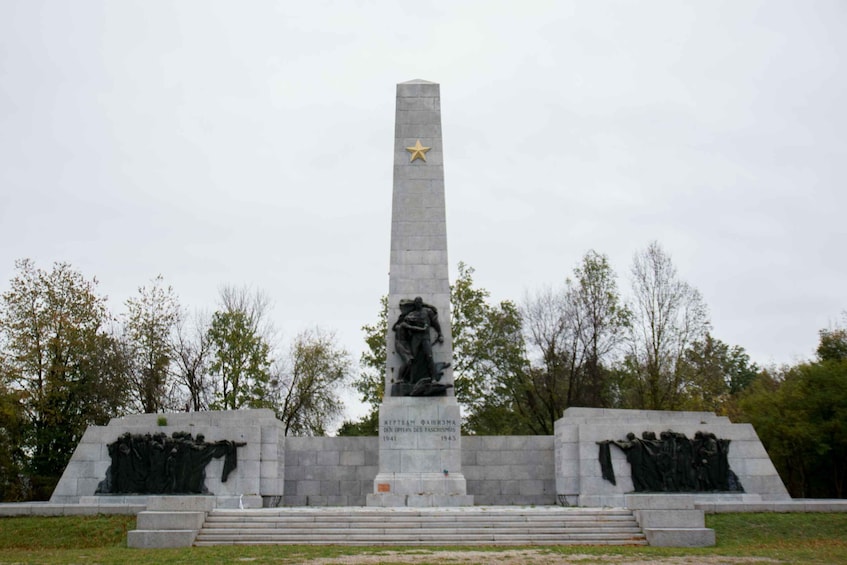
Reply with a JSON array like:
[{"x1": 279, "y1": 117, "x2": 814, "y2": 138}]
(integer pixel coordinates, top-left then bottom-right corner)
[
  {"x1": 461, "y1": 299, "x2": 534, "y2": 435},
  {"x1": 566, "y1": 250, "x2": 630, "y2": 407},
  {"x1": 207, "y1": 286, "x2": 276, "y2": 411},
  {"x1": 207, "y1": 308, "x2": 273, "y2": 410},
  {"x1": 737, "y1": 319, "x2": 847, "y2": 498},
  {"x1": 451, "y1": 263, "x2": 527, "y2": 414},
  {"x1": 171, "y1": 310, "x2": 213, "y2": 411},
  {"x1": 277, "y1": 328, "x2": 351, "y2": 436},
  {"x1": 341, "y1": 296, "x2": 387, "y2": 436},
  {"x1": 123, "y1": 275, "x2": 180, "y2": 413},
  {"x1": 622, "y1": 242, "x2": 710, "y2": 409},
  {"x1": 0, "y1": 379, "x2": 26, "y2": 501},
  {"x1": 677, "y1": 334, "x2": 758, "y2": 413},
  {"x1": 342, "y1": 264, "x2": 530, "y2": 435},
  {"x1": 521, "y1": 285, "x2": 573, "y2": 433},
  {"x1": 0, "y1": 260, "x2": 129, "y2": 498},
  {"x1": 817, "y1": 325, "x2": 847, "y2": 362},
  {"x1": 517, "y1": 251, "x2": 629, "y2": 431}
]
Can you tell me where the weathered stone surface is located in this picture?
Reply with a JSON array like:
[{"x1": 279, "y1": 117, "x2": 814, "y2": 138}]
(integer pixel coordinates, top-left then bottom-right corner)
[
  {"x1": 554, "y1": 407, "x2": 790, "y2": 506},
  {"x1": 50, "y1": 409, "x2": 285, "y2": 507}
]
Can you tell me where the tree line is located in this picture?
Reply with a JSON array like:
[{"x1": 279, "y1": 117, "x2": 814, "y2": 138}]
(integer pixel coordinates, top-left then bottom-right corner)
[
  {"x1": 342, "y1": 242, "x2": 846, "y2": 499},
  {"x1": 0, "y1": 259, "x2": 352, "y2": 500},
  {"x1": 1, "y1": 241, "x2": 843, "y2": 501}
]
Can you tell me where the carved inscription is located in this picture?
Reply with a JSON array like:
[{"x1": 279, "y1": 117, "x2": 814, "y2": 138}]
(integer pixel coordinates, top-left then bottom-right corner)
[{"x1": 381, "y1": 418, "x2": 459, "y2": 444}]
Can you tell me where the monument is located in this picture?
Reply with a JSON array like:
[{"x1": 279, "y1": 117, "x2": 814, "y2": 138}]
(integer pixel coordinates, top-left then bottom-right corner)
[{"x1": 367, "y1": 80, "x2": 472, "y2": 506}]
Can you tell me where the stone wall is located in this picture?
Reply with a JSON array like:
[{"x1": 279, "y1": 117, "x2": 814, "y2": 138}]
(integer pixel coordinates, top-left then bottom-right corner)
[
  {"x1": 282, "y1": 437, "x2": 379, "y2": 507},
  {"x1": 554, "y1": 407, "x2": 790, "y2": 507},
  {"x1": 52, "y1": 407, "x2": 788, "y2": 509},
  {"x1": 51, "y1": 409, "x2": 285, "y2": 508},
  {"x1": 279, "y1": 435, "x2": 555, "y2": 506},
  {"x1": 463, "y1": 436, "x2": 556, "y2": 505}
]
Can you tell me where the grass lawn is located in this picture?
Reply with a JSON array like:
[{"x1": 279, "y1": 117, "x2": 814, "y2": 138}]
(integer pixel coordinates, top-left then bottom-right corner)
[{"x1": 0, "y1": 512, "x2": 845, "y2": 564}]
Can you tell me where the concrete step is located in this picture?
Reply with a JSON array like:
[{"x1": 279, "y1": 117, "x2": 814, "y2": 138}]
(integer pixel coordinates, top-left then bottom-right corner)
[
  {"x1": 194, "y1": 507, "x2": 647, "y2": 546},
  {"x1": 201, "y1": 523, "x2": 642, "y2": 532}
]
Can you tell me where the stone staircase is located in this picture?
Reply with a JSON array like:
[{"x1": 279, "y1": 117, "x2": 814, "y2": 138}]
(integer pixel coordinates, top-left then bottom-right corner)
[{"x1": 194, "y1": 506, "x2": 647, "y2": 546}]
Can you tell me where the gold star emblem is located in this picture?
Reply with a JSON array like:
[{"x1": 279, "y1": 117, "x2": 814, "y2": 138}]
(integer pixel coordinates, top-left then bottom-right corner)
[{"x1": 405, "y1": 140, "x2": 431, "y2": 162}]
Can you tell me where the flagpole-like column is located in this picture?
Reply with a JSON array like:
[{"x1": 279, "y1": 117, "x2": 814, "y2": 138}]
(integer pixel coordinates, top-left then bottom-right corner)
[{"x1": 367, "y1": 79, "x2": 473, "y2": 507}]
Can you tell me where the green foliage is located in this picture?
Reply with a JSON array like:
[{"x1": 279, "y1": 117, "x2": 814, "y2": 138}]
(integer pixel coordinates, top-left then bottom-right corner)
[
  {"x1": 817, "y1": 327, "x2": 847, "y2": 362},
  {"x1": 566, "y1": 250, "x2": 631, "y2": 407},
  {"x1": 278, "y1": 328, "x2": 351, "y2": 436},
  {"x1": 336, "y1": 411, "x2": 379, "y2": 437},
  {"x1": 677, "y1": 334, "x2": 759, "y2": 413},
  {"x1": 0, "y1": 259, "x2": 129, "y2": 499},
  {"x1": 207, "y1": 309, "x2": 273, "y2": 411},
  {"x1": 352, "y1": 296, "x2": 387, "y2": 416},
  {"x1": 739, "y1": 329, "x2": 847, "y2": 498},
  {"x1": 0, "y1": 381, "x2": 27, "y2": 501},
  {"x1": 123, "y1": 275, "x2": 180, "y2": 413}
]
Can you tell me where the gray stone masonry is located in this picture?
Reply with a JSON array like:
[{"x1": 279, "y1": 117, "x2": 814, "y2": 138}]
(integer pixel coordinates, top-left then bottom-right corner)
[
  {"x1": 282, "y1": 436, "x2": 378, "y2": 507},
  {"x1": 463, "y1": 436, "x2": 556, "y2": 506},
  {"x1": 626, "y1": 494, "x2": 714, "y2": 547},
  {"x1": 385, "y1": 79, "x2": 454, "y2": 395},
  {"x1": 554, "y1": 407, "x2": 790, "y2": 508},
  {"x1": 50, "y1": 409, "x2": 285, "y2": 508},
  {"x1": 371, "y1": 79, "x2": 470, "y2": 507},
  {"x1": 276, "y1": 435, "x2": 554, "y2": 506},
  {"x1": 127, "y1": 496, "x2": 216, "y2": 549}
]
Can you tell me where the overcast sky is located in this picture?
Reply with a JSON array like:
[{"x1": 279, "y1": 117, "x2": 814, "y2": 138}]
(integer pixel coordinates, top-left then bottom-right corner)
[{"x1": 1, "y1": 1, "x2": 845, "y2": 422}]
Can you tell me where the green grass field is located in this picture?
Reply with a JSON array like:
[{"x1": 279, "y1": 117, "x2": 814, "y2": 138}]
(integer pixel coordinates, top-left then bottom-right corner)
[{"x1": 0, "y1": 512, "x2": 845, "y2": 564}]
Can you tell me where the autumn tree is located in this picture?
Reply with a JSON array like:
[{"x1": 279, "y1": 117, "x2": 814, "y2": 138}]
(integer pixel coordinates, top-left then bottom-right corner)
[
  {"x1": 277, "y1": 328, "x2": 352, "y2": 436},
  {"x1": 206, "y1": 286, "x2": 276, "y2": 411},
  {"x1": 0, "y1": 260, "x2": 129, "y2": 498},
  {"x1": 207, "y1": 309, "x2": 273, "y2": 410},
  {"x1": 566, "y1": 250, "x2": 630, "y2": 407},
  {"x1": 123, "y1": 275, "x2": 180, "y2": 413},
  {"x1": 451, "y1": 263, "x2": 528, "y2": 419},
  {"x1": 341, "y1": 264, "x2": 530, "y2": 436},
  {"x1": 171, "y1": 310, "x2": 213, "y2": 411},
  {"x1": 740, "y1": 349, "x2": 847, "y2": 498},
  {"x1": 339, "y1": 296, "x2": 387, "y2": 436},
  {"x1": 0, "y1": 378, "x2": 26, "y2": 501},
  {"x1": 677, "y1": 334, "x2": 758, "y2": 413},
  {"x1": 621, "y1": 242, "x2": 710, "y2": 409},
  {"x1": 436, "y1": 263, "x2": 530, "y2": 434},
  {"x1": 518, "y1": 252, "x2": 630, "y2": 430}
]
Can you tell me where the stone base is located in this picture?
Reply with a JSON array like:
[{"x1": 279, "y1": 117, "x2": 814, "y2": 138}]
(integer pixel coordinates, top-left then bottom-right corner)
[
  {"x1": 370, "y1": 398, "x2": 471, "y2": 506},
  {"x1": 366, "y1": 493, "x2": 474, "y2": 507},
  {"x1": 645, "y1": 528, "x2": 716, "y2": 547},
  {"x1": 127, "y1": 529, "x2": 199, "y2": 549},
  {"x1": 50, "y1": 409, "x2": 285, "y2": 504},
  {"x1": 554, "y1": 407, "x2": 790, "y2": 506}
]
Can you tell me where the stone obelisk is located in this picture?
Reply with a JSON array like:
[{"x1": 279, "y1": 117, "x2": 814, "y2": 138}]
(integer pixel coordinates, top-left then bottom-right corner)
[{"x1": 367, "y1": 80, "x2": 473, "y2": 507}]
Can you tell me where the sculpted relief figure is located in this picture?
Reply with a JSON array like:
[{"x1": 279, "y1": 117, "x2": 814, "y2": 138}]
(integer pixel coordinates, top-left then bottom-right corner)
[
  {"x1": 601, "y1": 429, "x2": 743, "y2": 494},
  {"x1": 96, "y1": 431, "x2": 245, "y2": 495},
  {"x1": 392, "y1": 297, "x2": 452, "y2": 397}
]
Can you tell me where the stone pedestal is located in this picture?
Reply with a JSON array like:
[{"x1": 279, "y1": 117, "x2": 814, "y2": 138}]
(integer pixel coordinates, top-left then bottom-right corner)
[{"x1": 367, "y1": 398, "x2": 472, "y2": 507}]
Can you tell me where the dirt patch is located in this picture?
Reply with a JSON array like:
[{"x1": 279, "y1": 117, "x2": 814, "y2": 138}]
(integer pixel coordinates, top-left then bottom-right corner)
[{"x1": 305, "y1": 550, "x2": 781, "y2": 564}]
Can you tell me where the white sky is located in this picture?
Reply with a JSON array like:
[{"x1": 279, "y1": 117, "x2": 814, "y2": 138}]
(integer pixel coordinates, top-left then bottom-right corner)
[{"x1": 2, "y1": 1, "x2": 845, "y2": 422}]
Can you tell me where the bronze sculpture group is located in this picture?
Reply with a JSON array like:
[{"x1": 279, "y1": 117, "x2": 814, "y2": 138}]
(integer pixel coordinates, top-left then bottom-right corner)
[
  {"x1": 598, "y1": 430, "x2": 743, "y2": 493},
  {"x1": 96, "y1": 431, "x2": 245, "y2": 495},
  {"x1": 391, "y1": 297, "x2": 452, "y2": 396}
]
